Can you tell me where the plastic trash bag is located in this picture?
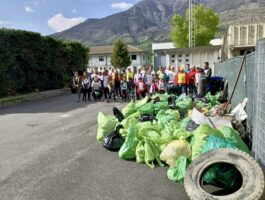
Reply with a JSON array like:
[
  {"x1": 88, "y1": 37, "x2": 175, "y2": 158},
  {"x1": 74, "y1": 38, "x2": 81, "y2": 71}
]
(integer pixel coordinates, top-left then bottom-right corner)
[
  {"x1": 119, "y1": 126, "x2": 139, "y2": 159},
  {"x1": 122, "y1": 101, "x2": 137, "y2": 118},
  {"x1": 137, "y1": 102, "x2": 155, "y2": 115},
  {"x1": 136, "y1": 138, "x2": 164, "y2": 168},
  {"x1": 220, "y1": 126, "x2": 250, "y2": 153},
  {"x1": 202, "y1": 135, "x2": 237, "y2": 153},
  {"x1": 158, "y1": 93, "x2": 170, "y2": 102},
  {"x1": 113, "y1": 107, "x2": 125, "y2": 122},
  {"x1": 173, "y1": 128, "x2": 192, "y2": 140},
  {"x1": 97, "y1": 112, "x2": 118, "y2": 143},
  {"x1": 167, "y1": 156, "x2": 189, "y2": 183},
  {"x1": 202, "y1": 163, "x2": 238, "y2": 189},
  {"x1": 103, "y1": 125, "x2": 125, "y2": 151},
  {"x1": 180, "y1": 117, "x2": 191, "y2": 129},
  {"x1": 176, "y1": 98, "x2": 193, "y2": 114},
  {"x1": 160, "y1": 139, "x2": 191, "y2": 166},
  {"x1": 154, "y1": 101, "x2": 168, "y2": 112},
  {"x1": 135, "y1": 97, "x2": 150, "y2": 108},
  {"x1": 190, "y1": 124, "x2": 223, "y2": 160},
  {"x1": 156, "y1": 110, "x2": 179, "y2": 124}
]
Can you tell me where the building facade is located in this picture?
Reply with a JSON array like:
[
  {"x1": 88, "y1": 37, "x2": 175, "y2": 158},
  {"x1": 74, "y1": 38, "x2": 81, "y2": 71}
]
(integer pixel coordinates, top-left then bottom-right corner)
[
  {"x1": 88, "y1": 45, "x2": 150, "y2": 72},
  {"x1": 152, "y1": 42, "x2": 221, "y2": 69},
  {"x1": 223, "y1": 23, "x2": 265, "y2": 59}
]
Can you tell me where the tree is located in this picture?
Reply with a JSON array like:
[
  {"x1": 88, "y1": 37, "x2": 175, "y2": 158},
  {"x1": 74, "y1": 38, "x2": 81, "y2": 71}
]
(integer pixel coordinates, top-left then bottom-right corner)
[
  {"x1": 111, "y1": 39, "x2": 131, "y2": 68},
  {"x1": 170, "y1": 5, "x2": 219, "y2": 48}
]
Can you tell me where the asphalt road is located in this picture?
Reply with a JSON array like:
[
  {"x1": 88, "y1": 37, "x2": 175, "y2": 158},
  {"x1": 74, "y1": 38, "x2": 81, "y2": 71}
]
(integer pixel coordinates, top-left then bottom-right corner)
[{"x1": 0, "y1": 93, "x2": 189, "y2": 200}]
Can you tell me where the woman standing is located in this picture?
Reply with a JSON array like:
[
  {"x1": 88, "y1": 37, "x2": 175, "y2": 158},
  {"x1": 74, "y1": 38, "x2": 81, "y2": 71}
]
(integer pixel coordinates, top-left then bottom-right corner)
[
  {"x1": 81, "y1": 71, "x2": 91, "y2": 102},
  {"x1": 102, "y1": 70, "x2": 110, "y2": 102},
  {"x1": 73, "y1": 71, "x2": 82, "y2": 102}
]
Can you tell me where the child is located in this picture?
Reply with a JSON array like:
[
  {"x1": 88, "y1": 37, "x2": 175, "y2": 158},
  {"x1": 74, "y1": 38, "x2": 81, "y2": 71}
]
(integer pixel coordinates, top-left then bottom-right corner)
[
  {"x1": 108, "y1": 81, "x2": 116, "y2": 102},
  {"x1": 120, "y1": 76, "x2": 128, "y2": 102},
  {"x1": 144, "y1": 70, "x2": 153, "y2": 96},
  {"x1": 158, "y1": 77, "x2": 166, "y2": 94},
  {"x1": 92, "y1": 76, "x2": 102, "y2": 101},
  {"x1": 136, "y1": 77, "x2": 146, "y2": 100},
  {"x1": 127, "y1": 77, "x2": 135, "y2": 101},
  {"x1": 150, "y1": 79, "x2": 158, "y2": 95}
]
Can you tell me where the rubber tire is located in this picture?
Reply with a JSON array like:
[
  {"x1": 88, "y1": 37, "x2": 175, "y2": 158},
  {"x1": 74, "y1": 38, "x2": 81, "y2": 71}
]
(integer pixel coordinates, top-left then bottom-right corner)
[{"x1": 184, "y1": 148, "x2": 265, "y2": 200}]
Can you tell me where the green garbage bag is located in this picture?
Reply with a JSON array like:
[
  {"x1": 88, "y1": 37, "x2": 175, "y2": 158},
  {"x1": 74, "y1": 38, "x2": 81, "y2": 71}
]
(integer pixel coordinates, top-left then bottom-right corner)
[
  {"x1": 190, "y1": 124, "x2": 223, "y2": 160},
  {"x1": 135, "y1": 138, "x2": 164, "y2": 168},
  {"x1": 158, "y1": 93, "x2": 170, "y2": 102},
  {"x1": 202, "y1": 163, "x2": 238, "y2": 188},
  {"x1": 173, "y1": 128, "x2": 192, "y2": 140},
  {"x1": 166, "y1": 109, "x2": 180, "y2": 121},
  {"x1": 176, "y1": 98, "x2": 193, "y2": 114},
  {"x1": 201, "y1": 135, "x2": 239, "y2": 188},
  {"x1": 167, "y1": 156, "x2": 189, "y2": 183},
  {"x1": 135, "y1": 97, "x2": 150, "y2": 108},
  {"x1": 154, "y1": 101, "x2": 168, "y2": 112},
  {"x1": 122, "y1": 101, "x2": 137, "y2": 118},
  {"x1": 156, "y1": 110, "x2": 178, "y2": 124},
  {"x1": 119, "y1": 126, "x2": 139, "y2": 159},
  {"x1": 205, "y1": 92, "x2": 221, "y2": 107},
  {"x1": 97, "y1": 112, "x2": 118, "y2": 143},
  {"x1": 220, "y1": 126, "x2": 250, "y2": 153},
  {"x1": 180, "y1": 117, "x2": 190, "y2": 129},
  {"x1": 137, "y1": 102, "x2": 155, "y2": 115}
]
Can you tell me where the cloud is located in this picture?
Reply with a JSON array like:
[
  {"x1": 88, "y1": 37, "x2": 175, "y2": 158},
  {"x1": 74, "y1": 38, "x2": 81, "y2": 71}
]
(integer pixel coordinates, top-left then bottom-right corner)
[
  {"x1": 24, "y1": 5, "x2": 35, "y2": 12},
  {"x1": 48, "y1": 13, "x2": 86, "y2": 32},
  {"x1": 0, "y1": 20, "x2": 10, "y2": 26},
  {"x1": 111, "y1": 2, "x2": 133, "y2": 10},
  {"x1": 72, "y1": 8, "x2": 77, "y2": 13}
]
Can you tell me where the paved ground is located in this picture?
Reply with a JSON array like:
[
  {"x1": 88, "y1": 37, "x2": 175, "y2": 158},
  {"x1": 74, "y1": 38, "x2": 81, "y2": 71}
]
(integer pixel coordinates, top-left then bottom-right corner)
[{"x1": 0, "y1": 93, "x2": 189, "y2": 200}]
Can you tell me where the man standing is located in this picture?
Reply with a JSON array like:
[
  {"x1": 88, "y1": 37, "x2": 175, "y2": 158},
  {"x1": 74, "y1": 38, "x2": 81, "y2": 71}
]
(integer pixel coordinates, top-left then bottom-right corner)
[{"x1": 204, "y1": 62, "x2": 212, "y2": 91}]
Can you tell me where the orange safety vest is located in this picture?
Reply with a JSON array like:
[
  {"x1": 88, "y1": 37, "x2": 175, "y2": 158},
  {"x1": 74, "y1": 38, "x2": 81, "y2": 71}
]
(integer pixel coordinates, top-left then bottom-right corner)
[{"x1": 177, "y1": 73, "x2": 186, "y2": 84}]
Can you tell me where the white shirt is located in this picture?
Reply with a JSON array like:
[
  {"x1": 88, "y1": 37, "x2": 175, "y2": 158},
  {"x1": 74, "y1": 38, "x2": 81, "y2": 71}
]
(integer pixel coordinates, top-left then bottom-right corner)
[
  {"x1": 145, "y1": 74, "x2": 153, "y2": 85},
  {"x1": 168, "y1": 71, "x2": 177, "y2": 83},
  {"x1": 103, "y1": 76, "x2": 108, "y2": 88},
  {"x1": 134, "y1": 73, "x2": 142, "y2": 83}
]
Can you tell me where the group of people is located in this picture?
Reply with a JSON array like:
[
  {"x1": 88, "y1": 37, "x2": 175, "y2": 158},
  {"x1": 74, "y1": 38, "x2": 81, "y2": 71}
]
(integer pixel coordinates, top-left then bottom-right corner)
[{"x1": 72, "y1": 62, "x2": 212, "y2": 102}]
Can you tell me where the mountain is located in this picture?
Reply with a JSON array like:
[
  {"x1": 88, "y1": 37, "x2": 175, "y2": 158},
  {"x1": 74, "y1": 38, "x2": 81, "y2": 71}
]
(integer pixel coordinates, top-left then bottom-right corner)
[{"x1": 51, "y1": 0, "x2": 265, "y2": 48}]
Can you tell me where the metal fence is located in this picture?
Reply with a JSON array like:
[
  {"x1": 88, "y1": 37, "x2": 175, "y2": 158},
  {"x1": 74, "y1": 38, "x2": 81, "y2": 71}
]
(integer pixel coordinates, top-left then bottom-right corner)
[
  {"x1": 214, "y1": 53, "x2": 255, "y2": 127},
  {"x1": 253, "y1": 38, "x2": 265, "y2": 169},
  {"x1": 214, "y1": 39, "x2": 265, "y2": 169}
]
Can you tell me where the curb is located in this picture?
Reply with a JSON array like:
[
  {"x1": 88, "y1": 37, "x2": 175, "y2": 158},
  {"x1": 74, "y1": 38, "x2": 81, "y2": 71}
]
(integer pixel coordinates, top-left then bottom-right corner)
[{"x1": 0, "y1": 89, "x2": 70, "y2": 108}]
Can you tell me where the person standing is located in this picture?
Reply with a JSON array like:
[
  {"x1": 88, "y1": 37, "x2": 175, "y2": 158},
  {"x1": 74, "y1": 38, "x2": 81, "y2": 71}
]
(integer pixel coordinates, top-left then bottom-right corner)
[
  {"x1": 144, "y1": 70, "x2": 153, "y2": 96},
  {"x1": 176, "y1": 67, "x2": 188, "y2": 95},
  {"x1": 81, "y1": 71, "x2": 91, "y2": 102},
  {"x1": 73, "y1": 71, "x2": 82, "y2": 102},
  {"x1": 204, "y1": 62, "x2": 212, "y2": 91},
  {"x1": 187, "y1": 66, "x2": 197, "y2": 95},
  {"x1": 92, "y1": 76, "x2": 102, "y2": 101},
  {"x1": 168, "y1": 66, "x2": 177, "y2": 94},
  {"x1": 126, "y1": 68, "x2": 133, "y2": 81},
  {"x1": 102, "y1": 70, "x2": 110, "y2": 102},
  {"x1": 120, "y1": 76, "x2": 128, "y2": 101}
]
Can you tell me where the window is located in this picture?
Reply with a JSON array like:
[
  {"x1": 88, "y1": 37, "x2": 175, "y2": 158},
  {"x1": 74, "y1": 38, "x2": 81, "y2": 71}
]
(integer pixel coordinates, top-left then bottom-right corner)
[
  {"x1": 178, "y1": 54, "x2": 182, "y2": 58},
  {"x1": 171, "y1": 54, "x2": 175, "y2": 58},
  {"x1": 186, "y1": 54, "x2": 189, "y2": 57},
  {"x1": 131, "y1": 55, "x2": 137, "y2": 60},
  {"x1": 99, "y1": 56, "x2": 104, "y2": 62},
  {"x1": 172, "y1": 60, "x2": 175, "y2": 63},
  {"x1": 186, "y1": 59, "x2": 189, "y2": 62},
  {"x1": 178, "y1": 59, "x2": 182, "y2": 63}
]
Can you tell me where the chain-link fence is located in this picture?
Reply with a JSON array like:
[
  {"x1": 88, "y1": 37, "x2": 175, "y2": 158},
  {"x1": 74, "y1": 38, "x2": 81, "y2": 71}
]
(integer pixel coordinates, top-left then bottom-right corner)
[
  {"x1": 214, "y1": 53, "x2": 255, "y2": 127},
  {"x1": 214, "y1": 39, "x2": 265, "y2": 169},
  {"x1": 253, "y1": 38, "x2": 265, "y2": 169}
]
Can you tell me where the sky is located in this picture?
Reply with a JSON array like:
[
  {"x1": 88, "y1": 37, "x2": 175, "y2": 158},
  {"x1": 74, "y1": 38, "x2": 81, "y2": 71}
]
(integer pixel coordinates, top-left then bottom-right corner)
[{"x1": 0, "y1": 0, "x2": 141, "y2": 35}]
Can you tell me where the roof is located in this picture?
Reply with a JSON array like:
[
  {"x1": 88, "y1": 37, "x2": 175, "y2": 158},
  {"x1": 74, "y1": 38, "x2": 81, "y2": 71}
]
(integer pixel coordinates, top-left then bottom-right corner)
[{"x1": 89, "y1": 44, "x2": 144, "y2": 55}]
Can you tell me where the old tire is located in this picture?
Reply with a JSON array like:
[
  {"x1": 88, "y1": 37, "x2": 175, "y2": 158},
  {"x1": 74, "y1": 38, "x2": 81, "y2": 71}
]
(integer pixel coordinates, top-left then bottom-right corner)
[{"x1": 184, "y1": 148, "x2": 265, "y2": 200}]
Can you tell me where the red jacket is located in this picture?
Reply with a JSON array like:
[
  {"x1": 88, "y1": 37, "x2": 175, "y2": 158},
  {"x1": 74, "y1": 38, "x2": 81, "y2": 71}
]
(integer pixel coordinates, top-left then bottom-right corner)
[{"x1": 187, "y1": 69, "x2": 196, "y2": 85}]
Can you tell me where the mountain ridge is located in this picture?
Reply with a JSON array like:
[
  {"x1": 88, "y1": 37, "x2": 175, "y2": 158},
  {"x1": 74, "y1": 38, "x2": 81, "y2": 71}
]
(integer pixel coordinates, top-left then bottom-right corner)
[{"x1": 51, "y1": 0, "x2": 265, "y2": 48}]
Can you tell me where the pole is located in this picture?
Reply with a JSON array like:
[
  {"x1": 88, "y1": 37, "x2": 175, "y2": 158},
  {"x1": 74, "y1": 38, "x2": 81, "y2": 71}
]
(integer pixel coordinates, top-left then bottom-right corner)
[{"x1": 189, "y1": 0, "x2": 192, "y2": 48}]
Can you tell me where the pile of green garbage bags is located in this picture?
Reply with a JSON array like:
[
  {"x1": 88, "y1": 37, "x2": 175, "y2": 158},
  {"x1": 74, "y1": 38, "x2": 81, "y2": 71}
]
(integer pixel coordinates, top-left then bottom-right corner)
[{"x1": 97, "y1": 93, "x2": 250, "y2": 188}]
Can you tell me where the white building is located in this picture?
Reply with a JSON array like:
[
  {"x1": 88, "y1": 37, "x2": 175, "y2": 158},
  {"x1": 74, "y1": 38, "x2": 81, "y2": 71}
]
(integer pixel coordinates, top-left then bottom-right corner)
[
  {"x1": 223, "y1": 23, "x2": 265, "y2": 59},
  {"x1": 88, "y1": 45, "x2": 150, "y2": 72},
  {"x1": 152, "y1": 42, "x2": 221, "y2": 69}
]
